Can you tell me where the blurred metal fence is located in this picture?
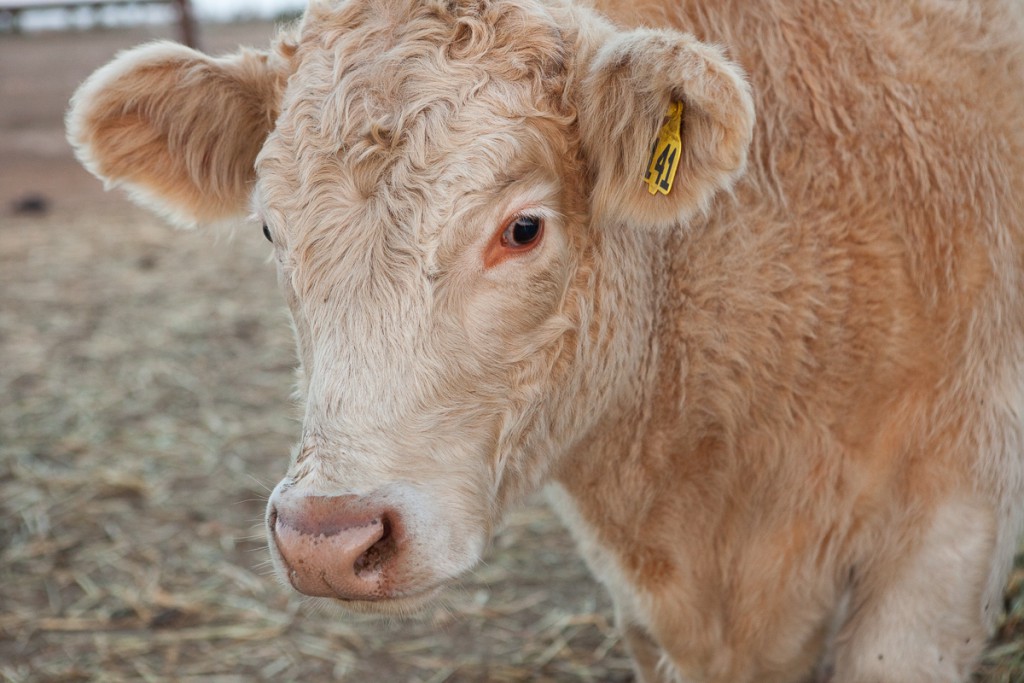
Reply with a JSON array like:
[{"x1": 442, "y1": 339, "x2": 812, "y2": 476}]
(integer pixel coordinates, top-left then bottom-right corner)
[{"x1": 0, "y1": 0, "x2": 198, "y2": 48}]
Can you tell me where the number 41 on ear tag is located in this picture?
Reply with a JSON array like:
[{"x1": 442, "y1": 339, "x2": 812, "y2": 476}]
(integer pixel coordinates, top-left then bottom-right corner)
[{"x1": 644, "y1": 101, "x2": 684, "y2": 195}]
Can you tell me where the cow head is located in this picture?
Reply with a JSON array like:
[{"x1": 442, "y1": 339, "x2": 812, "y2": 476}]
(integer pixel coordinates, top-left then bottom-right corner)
[{"x1": 68, "y1": 0, "x2": 753, "y2": 612}]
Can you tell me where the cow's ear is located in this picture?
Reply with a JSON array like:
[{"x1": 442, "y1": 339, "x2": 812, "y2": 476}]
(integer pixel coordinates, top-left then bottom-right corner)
[
  {"x1": 577, "y1": 28, "x2": 755, "y2": 230},
  {"x1": 67, "y1": 41, "x2": 292, "y2": 226}
]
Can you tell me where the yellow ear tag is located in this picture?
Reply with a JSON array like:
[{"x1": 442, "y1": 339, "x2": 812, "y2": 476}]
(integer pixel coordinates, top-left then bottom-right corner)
[{"x1": 644, "y1": 101, "x2": 684, "y2": 195}]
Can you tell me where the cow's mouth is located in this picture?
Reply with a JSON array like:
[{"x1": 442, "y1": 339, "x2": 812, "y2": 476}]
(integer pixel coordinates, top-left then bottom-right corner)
[{"x1": 319, "y1": 583, "x2": 448, "y2": 615}]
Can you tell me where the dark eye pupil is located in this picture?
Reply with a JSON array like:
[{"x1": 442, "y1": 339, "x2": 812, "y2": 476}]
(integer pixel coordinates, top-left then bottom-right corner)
[
  {"x1": 511, "y1": 217, "x2": 540, "y2": 245},
  {"x1": 262, "y1": 224, "x2": 273, "y2": 244}
]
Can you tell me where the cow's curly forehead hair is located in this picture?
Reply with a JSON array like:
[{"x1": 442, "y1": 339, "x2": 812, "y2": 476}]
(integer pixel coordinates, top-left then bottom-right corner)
[{"x1": 265, "y1": 0, "x2": 576, "y2": 182}]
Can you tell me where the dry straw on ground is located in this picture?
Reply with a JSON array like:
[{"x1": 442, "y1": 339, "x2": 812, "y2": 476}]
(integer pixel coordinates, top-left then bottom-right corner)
[{"x1": 0, "y1": 20, "x2": 1022, "y2": 683}]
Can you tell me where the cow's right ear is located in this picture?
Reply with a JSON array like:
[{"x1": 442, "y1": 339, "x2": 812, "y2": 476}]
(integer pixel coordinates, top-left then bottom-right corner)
[
  {"x1": 67, "y1": 41, "x2": 292, "y2": 226},
  {"x1": 576, "y1": 28, "x2": 755, "y2": 231}
]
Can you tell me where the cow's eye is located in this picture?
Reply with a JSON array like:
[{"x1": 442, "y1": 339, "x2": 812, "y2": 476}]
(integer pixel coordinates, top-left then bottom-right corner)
[
  {"x1": 501, "y1": 216, "x2": 543, "y2": 249},
  {"x1": 262, "y1": 224, "x2": 273, "y2": 244}
]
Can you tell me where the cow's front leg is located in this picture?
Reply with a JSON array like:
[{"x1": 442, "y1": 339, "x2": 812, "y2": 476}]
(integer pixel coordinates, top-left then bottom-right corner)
[
  {"x1": 622, "y1": 621, "x2": 670, "y2": 683},
  {"x1": 611, "y1": 596, "x2": 682, "y2": 683},
  {"x1": 831, "y1": 498, "x2": 998, "y2": 683}
]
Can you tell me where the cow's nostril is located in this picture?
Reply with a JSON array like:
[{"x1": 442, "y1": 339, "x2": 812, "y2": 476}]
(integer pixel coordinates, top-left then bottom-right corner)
[{"x1": 354, "y1": 515, "x2": 396, "y2": 577}]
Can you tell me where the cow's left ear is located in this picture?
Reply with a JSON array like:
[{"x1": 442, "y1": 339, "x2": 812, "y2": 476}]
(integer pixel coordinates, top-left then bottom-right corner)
[{"x1": 577, "y1": 28, "x2": 755, "y2": 230}]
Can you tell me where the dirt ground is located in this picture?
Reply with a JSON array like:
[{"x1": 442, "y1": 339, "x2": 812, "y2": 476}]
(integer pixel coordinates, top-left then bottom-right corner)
[{"x1": 0, "y1": 18, "x2": 1022, "y2": 683}]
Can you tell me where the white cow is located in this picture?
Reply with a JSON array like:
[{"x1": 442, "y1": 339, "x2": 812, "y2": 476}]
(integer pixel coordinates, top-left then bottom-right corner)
[{"x1": 68, "y1": 0, "x2": 1024, "y2": 680}]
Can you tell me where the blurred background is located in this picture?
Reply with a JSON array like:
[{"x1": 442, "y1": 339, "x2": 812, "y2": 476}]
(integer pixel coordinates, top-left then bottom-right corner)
[
  {"x1": 2, "y1": 0, "x2": 305, "y2": 31},
  {"x1": 0, "y1": 2, "x2": 1021, "y2": 682}
]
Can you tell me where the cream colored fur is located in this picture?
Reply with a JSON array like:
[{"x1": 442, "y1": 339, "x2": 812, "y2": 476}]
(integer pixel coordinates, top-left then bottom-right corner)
[{"x1": 67, "y1": 0, "x2": 1024, "y2": 680}]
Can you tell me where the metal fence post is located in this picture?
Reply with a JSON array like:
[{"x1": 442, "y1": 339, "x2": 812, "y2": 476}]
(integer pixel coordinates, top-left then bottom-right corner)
[{"x1": 173, "y1": 0, "x2": 197, "y2": 48}]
